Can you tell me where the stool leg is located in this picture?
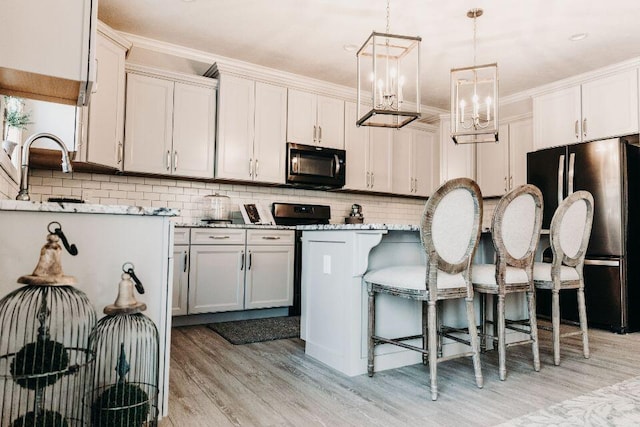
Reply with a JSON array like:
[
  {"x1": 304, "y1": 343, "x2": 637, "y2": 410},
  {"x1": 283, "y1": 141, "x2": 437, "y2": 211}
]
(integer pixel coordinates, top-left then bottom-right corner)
[
  {"x1": 527, "y1": 290, "x2": 541, "y2": 372},
  {"x1": 552, "y1": 289, "x2": 561, "y2": 366},
  {"x1": 428, "y1": 301, "x2": 438, "y2": 400},
  {"x1": 577, "y1": 286, "x2": 590, "y2": 359},
  {"x1": 492, "y1": 294, "x2": 498, "y2": 351},
  {"x1": 367, "y1": 289, "x2": 375, "y2": 377},
  {"x1": 422, "y1": 301, "x2": 428, "y2": 365},
  {"x1": 479, "y1": 293, "x2": 487, "y2": 353},
  {"x1": 497, "y1": 294, "x2": 506, "y2": 381},
  {"x1": 466, "y1": 297, "x2": 483, "y2": 389}
]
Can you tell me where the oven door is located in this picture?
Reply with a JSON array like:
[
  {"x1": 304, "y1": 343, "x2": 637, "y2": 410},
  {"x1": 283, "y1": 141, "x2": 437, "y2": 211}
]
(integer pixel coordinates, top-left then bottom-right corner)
[{"x1": 286, "y1": 143, "x2": 346, "y2": 188}]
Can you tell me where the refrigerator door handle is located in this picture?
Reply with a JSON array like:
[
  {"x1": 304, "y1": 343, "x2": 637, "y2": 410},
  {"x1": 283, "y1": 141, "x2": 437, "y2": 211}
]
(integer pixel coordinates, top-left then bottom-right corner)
[
  {"x1": 558, "y1": 154, "x2": 565, "y2": 205},
  {"x1": 584, "y1": 259, "x2": 620, "y2": 267},
  {"x1": 568, "y1": 153, "x2": 575, "y2": 195}
]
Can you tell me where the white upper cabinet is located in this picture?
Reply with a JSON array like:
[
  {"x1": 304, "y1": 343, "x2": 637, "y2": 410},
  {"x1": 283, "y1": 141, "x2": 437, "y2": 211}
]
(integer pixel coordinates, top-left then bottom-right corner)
[
  {"x1": 533, "y1": 68, "x2": 639, "y2": 150},
  {"x1": 124, "y1": 68, "x2": 216, "y2": 178},
  {"x1": 477, "y1": 118, "x2": 533, "y2": 197},
  {"x1": 80, "y1": 26, "x2": 129, "y2": 170},
  {"x1": 439, "y1": 118, "x2": 475, "y2": 184},
  {"x1": 216, "y1": 75, "x2": 286, "y2": 183},
  {"x1": 287, "y1": 89, "x2": 344, "y2": 149},
  {"x1": 392, "y1": 127, "x2": 437, "y2": 197},
  {"x1": 0, "y1": 0, "x2": 96, "y2": 105},
  {"x1": 344, "y1": 102, "x2": 391, "y2": 192}
]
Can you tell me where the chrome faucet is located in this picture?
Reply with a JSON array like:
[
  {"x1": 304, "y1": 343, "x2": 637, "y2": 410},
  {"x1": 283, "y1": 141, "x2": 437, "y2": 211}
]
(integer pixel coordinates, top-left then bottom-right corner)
[{"x1": 16, "y1": 133, "x2": 73, "y2": 201}]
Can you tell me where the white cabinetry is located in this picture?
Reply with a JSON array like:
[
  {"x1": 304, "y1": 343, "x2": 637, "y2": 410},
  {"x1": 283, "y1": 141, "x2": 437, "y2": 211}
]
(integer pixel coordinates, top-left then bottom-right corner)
[
  {"x1": 186, "y1": 228, "x2": 294, "y2": 314},
  {"x1": 0, "y1": 0, "x2": 96, "y2": 105},
  {"x1": 287, "y1": 89, "x2": 345, "y2": 149},
  {"x1": 216, "y1": 75, "x2": 287, "y2": 183},
  {"x1": 124, "y1": 67, "x2": 216, "y2": 178},
  {"x1": 392, "y1": 127, "x2": 438, "y2": 197},
  {"x1": 439, "y1": 118, "x2": 475, "y2": 184},
  {"x1": 476, "y1": 118, "x2": 533, "y2": 197},
  {"x1": 344, "y1": 102, "x2": 392, "y2": 192},
  {"x1": 79, "y1": 24, "x2": 129, "y2": 170},
  {"x1": 533, "y1": 69, "x2": 639, "y2": 150},
  {"x1": 172, "y1": 227, "x2": 190, "y2": 316}
]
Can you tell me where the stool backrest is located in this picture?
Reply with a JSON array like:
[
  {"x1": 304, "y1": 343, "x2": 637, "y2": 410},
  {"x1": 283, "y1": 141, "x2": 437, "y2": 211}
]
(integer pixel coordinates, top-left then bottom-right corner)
[
  {"x1": 550, "y1": 190, "x2": 594, "y2": 268},
  {"x1": 492, "y1": 184, "x2": 543, "y2": 275},
  {"x1": 420, "y1": 178, "x2": 482, "y2": 294}
]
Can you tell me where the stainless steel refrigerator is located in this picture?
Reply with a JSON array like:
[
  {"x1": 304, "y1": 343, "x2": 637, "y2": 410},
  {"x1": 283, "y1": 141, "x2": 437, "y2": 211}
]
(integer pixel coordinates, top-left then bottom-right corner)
[{"x1": 527, "y1": 135, "x2": 640, "y2": 333}]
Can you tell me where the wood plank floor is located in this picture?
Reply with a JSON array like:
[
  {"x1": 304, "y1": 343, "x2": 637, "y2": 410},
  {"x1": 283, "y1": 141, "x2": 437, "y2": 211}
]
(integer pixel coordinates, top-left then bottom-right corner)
[{"x1": 163, "y1": 323, "x2": 640, "y2": 426}]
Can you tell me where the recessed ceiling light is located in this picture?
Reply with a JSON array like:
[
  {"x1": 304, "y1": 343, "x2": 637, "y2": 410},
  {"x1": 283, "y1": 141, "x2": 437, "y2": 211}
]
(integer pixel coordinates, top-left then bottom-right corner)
[
  {"x1": 343, "y1": 44, "x2": 358, "y2": 52},
  {"x1": 569, "y1": 33, "x2": 588, "y2": 41}
]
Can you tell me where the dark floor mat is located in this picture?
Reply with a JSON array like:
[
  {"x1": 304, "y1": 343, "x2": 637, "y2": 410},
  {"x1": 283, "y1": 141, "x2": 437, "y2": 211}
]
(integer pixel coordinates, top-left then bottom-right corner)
[{"x1": 207, "y1": 316, "x2": 300, "y2": 345}]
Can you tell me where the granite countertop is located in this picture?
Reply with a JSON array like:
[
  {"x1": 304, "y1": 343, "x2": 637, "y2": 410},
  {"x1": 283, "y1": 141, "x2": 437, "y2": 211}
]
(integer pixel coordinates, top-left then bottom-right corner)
[
  {"x1": 176, "y1": 222, "x2": 295, "y2": 230},
  {"x1": 0, "y1": 200, "x2": 179, "y2": 216},
  {"x1": 296, "y1": 223, "x2": 420, "y2": 231}
]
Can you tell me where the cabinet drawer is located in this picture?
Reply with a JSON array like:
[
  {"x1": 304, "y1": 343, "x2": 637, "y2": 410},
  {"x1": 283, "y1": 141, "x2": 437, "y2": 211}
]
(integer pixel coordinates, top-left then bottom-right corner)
[
  {"x1": 174, "y1": 227, "x2": 190, "y2": 245},
  {"x1": 247, "y1": 229, "x2": 294, "y2": 245},
  {"x1": 191, "y1": 228, "x2": 246, "y2": 245}
]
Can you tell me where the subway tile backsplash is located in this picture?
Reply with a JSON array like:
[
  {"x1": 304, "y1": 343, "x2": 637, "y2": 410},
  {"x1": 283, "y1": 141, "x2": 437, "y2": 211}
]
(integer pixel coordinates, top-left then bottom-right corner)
[{"x1": 26, "y1": 170, "x2": 498, "y2": 229}]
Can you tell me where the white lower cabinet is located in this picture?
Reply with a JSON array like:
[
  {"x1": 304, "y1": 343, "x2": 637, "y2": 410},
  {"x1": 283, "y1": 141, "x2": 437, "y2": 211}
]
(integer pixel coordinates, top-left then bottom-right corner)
[
  {"x1": 172, "y1": 245, "x2": 189, "y2": 316},
  {"x1": 180, "y1": 228, "x2": 294, "y2": 315}
]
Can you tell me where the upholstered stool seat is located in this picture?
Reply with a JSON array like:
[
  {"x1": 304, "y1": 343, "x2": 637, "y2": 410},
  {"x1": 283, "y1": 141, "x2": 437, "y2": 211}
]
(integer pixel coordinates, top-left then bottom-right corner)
[
  {"x1": 364, "y1": 177, "x2": 483, "y2": 401},
  {"x1": 533, "y1": 190, "x2": 594, "y2": 366},
  {"x1": 471, "y1": 184, "x2": 543, "y2": 381}
]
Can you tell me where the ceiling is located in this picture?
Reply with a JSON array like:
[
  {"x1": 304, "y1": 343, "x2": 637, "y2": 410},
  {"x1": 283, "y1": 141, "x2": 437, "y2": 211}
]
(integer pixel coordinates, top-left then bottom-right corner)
[{"x1": 99, "y1": 0, "x2": 640, "y2": 111}]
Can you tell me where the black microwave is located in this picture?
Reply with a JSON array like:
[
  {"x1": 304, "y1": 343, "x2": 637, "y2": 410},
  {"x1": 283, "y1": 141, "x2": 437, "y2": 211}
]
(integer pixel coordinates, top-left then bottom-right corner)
[{"x1": 286, "y1": 143, "x2": 346, "y2": 189}]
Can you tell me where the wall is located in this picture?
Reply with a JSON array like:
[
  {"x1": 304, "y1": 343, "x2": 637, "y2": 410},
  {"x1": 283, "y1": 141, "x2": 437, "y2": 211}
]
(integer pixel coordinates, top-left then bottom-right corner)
[{"x1": 28, "y1": 170, "x2": 427, "y2": 225}]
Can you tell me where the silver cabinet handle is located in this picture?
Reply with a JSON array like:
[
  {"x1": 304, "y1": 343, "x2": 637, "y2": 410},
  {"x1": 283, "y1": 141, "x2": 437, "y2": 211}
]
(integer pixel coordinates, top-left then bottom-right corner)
[
  {"x1": 410, "y1": 178, "x2": 414, "y2": 192},
  {"x1": 209, "y1": 235, "x2": 230, "y2": 239},
  {"x1": 313, "y1": 125, "x2": 317, "y2": 143},
  {"x1": 509, "y1": 176, "x2": 513, "y2": 189},
  {"x1": 183, "y1": 251, "x2": 188, "y2": 273},
  {"x1": 174, "y1": 150, "x2": 178, "y2": 170},
  {"x1": 240, "y1": 251, "x2": 245, "y2": 270},
  {"x1": 558, "y1": 154, "x2": 565, "y2": 205},
  {"x1": 371, "y1": 172, "x2": 374, "y2": 188},
  {"x1": 117, "y1": 141, "x2": 123, "y2": 164},
  {"x1": 319, "y1": 126, "x2": 322, "y2": 142},
  {"x1": 261, "y1": 236, "x2": 281, "y2": 240},
  {"x1": 575, "y1": 120, "x2": 579, "y2": 140},
  {"x1": 568, "y1": 152, "x2": 575, "y2": 195},
  {"x1": 248, "y1": 251, "x2": 252, "y2": 270},
  {"x1": 366, "y1": 171, "x2": 370, "y2": 188},
  {"x1": 414, "y1": 178, "x2": 418, "y2": 193},
  {"x1": 583, "y1": 118, "x2": 587, "y2": 138},
  {"x1": 255, "y1": 159, "x2": 259, "y2": 178},
  {"x1": 166, "y1": 150, "x2": 171, "y2": 171},
  {"x1": 249, "y1": 158, "x2": 253, "y2": 178},
  {"x1": 504, "y1": 176, "x2": 508, "y2": 193}
]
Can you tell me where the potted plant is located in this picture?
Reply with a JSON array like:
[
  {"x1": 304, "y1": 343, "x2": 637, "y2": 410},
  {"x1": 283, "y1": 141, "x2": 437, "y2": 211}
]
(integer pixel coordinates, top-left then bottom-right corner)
[{"x1": 2, "y1": 96, "x2": 32, "y2": 157}]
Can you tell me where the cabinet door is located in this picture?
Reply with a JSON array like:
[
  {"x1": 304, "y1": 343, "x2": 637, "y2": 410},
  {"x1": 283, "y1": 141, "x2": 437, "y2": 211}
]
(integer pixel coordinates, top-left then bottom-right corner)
[
  {"x1": 172, "y1": 82, "x2": 216, "y2": 178},
  {"x1": 85, "y1": 32, "x2": 125, "y2": 169},
  {"x1": 369, "y1": 127, "x2": 393, "y2": 192},
  {"x1": 344, "y1": 102, "x2": 370, "y2": 191},
  {"x1": 477, "y1": 124, "x2": 509, "y2": 197},
  {"x1": 581, "y1": 69, "x2": 639, "y2": 141},
  {"x1": 439, "y1": 119, "x2": 475, "y2": 184},
  {"x1": 254, "y1": 82, "x2": 287, "y2": 184},
  {"x1": 287, "y1": 89, "x2": 317, "y2": 145},
  {"x1": 124, "y1": 73, "x2": 174, "y2": 174},
  {"x1": 508, "y1": 118, "x2": 533, "y2": 189},
  {"x1": 392, "y1": 128, "x2": 413, "y2": 195},
  {"x1": 244, "y1": 245, "x2": 294, "y2": 309},
  {"x1": 316, "y1": 95, "x2": 345, "y2": 149},
  {"x1": 533, "y1": 85, "x2": 581, "y2": 150},
  {"x1": 188, "y1": 245, "x2": 245, "y2": 314},
  {"x1": 413, "y1": 129, "x2": 437, "y2": 197},
  {"x1": 172, "y1": 245, "x2": 189, "y2": 316},
  {"x1": 216, "y1": 75, "x2": 255, "y2": 180}
]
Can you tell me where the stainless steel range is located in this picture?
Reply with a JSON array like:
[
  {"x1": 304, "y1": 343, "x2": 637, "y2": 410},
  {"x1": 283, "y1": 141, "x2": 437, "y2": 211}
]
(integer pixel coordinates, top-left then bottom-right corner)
[{"x1": 272, "y1": 203, "x2": 330, "y2": 315}]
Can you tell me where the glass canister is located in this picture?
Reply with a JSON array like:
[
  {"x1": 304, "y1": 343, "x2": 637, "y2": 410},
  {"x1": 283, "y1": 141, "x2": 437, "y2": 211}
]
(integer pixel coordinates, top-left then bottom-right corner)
[{"x1": 201, "y1": 194, "x2": 231, "y2": 221}]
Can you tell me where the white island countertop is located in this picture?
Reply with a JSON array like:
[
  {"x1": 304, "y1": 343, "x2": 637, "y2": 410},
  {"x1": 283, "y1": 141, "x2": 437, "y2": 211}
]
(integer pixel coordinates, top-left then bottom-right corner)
[
  {"x1": 297, "y1": 223, "x2": 420, "y2": 231},
  {"x1": 0, "y1": 200, "x2": 179, "y2": 216}
]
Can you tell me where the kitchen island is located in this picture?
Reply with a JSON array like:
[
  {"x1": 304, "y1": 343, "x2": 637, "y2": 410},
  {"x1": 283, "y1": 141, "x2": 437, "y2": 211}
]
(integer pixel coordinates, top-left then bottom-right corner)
[
  {"x1": 299, "y1": 224, "x2": 528, "y2": 377},
  {"x1": 0, "y1": 200, "x2": 177, "y2": 418}
]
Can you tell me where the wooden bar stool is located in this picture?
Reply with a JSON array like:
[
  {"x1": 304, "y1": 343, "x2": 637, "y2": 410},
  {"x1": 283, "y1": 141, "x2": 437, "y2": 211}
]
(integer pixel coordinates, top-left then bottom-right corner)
[
  {"x1": 472, "y1": 184, "x2": 543, "y2": 380},
  {"x1": 533, "y1": 190, "x2": 594, "y2": 365},
  {"x1": 363, "y1": 177, "x2": 483, "y2": 401}
]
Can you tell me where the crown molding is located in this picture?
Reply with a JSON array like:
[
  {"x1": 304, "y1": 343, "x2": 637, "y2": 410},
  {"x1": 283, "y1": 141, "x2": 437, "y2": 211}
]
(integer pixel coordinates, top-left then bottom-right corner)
[
  {"x1": 125, "y1": 63, "x2": 218, "y2": 88},
  {"x1": 97, "y1": 21, "x2": 132, "y2": 52}
]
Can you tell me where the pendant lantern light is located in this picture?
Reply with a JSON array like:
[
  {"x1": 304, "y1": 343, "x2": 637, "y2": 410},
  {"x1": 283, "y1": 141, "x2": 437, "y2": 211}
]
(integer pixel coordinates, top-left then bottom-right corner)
[
  {"x1": 356, "y1": 0, "x2": 421, "y2": 129},
  {"x1": 450, "y1": 8, "x2": 499, "y2": 144}
]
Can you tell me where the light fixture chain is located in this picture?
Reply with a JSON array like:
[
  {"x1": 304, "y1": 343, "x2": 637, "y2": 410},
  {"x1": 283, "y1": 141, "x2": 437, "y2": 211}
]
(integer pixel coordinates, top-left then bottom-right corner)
[
  {"x1": 386, "y1": 0, "x2": 390, "y2": 33},
  {"x1": 473, "y1": 12, "x2": 477, "y2": 67}
]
